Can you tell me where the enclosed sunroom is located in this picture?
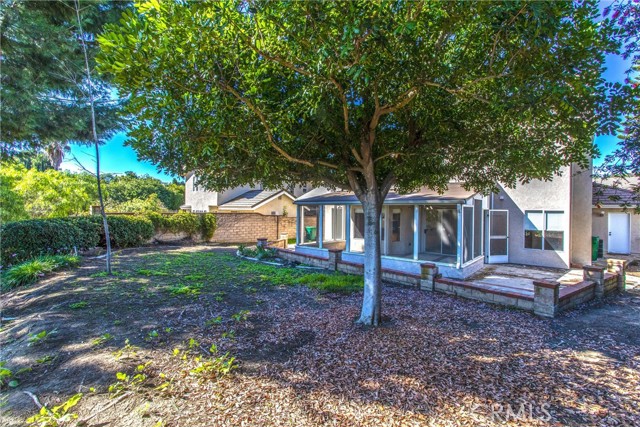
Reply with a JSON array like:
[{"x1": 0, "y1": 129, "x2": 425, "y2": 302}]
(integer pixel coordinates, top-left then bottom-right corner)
[{"x1": 294, "y1": 184, "x2": 488, "y2": 279}]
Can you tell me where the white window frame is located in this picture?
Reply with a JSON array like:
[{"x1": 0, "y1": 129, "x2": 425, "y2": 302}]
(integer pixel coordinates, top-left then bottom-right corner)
[{"x1": 523, "y1": 210, "x2": 565, "y2": 252}]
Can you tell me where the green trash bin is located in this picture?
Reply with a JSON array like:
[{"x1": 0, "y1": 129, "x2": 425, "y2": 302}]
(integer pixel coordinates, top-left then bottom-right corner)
[
  {"x1": 591, "y1": 236, "x2": 599, "y2": 261},
  {"x1": 305, "y1": 226, "x2": 317, "y2": 241}
]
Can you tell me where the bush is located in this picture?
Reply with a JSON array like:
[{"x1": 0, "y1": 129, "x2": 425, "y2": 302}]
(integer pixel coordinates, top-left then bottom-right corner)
[
  {"x1": 0, "y1": 219, "x2": 85, "y2": 266},
  {"x1": 0, "y1": 215, "x2": 154, "y2": 266},
  {"x1": 1, "y1": 255, "x2": 80, "y2": 290},
  {"x1": 99, "y1": 216, "x2": 155, "y2": 248},
  {"x1": 147, "y1": 212, "x2": 217, "y2": 240}
]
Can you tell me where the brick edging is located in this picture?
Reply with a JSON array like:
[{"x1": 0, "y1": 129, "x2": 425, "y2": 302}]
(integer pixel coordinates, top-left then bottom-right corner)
[{"x1": 436, "y1": 277, "x2": 534, "y2": 301}]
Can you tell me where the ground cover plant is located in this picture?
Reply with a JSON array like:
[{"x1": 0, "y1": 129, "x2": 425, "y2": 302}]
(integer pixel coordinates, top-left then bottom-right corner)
[{"x1": 1, "y1": 246, "x2": 639, "y2": 427}]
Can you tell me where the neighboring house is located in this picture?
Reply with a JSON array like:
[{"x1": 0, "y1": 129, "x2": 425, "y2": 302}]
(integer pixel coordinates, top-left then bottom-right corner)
[
  {"x1": 182, "y1": 173, "x2": 308, "y2": 216},
  {"x1": 592, "y1": 183, "x2": 640, "y2": 255},
  {"x1": 291, "y1": 164, "x2": 593, "y2": 279}
]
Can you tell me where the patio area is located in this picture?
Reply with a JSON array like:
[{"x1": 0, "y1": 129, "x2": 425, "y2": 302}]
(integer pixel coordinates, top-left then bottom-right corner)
[{"x1": 465, "y1": 264, "x2": 586, "y2": 300}]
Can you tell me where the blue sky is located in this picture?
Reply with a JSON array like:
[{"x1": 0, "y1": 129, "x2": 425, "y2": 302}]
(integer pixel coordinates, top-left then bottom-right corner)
[{"x1": 60, "y1": 5, "x2": 633, "y2": 182}]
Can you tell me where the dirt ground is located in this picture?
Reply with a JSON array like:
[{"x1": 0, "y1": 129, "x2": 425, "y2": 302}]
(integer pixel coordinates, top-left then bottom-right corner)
[{"x1": 1, "y1": 245, "x2": 639, "y2": 427}]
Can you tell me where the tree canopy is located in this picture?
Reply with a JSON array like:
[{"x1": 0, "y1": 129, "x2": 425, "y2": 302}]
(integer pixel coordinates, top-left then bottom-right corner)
[
  {"x1": 98, "y1": 0, "x2": 630, "y2": 324},
  {"x1": 0, "y1": 0, "x2": 127, "y2": 159}
]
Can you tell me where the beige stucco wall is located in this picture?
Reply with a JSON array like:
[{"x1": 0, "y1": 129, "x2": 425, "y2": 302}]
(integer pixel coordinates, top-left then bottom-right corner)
[
  {"x1": 570, "y1": 162, "x2": 593, "y2": 265},
  {"x1": 493, "y1": 168, "x2": 572, "y2": 269},
  {"x1": 184, "y1": 174, "x2": 218, "y2": 212},
  {"x1": 592, "y1": 208, "x2": 640, "y2": 254},
  {"x1": 253, "y1": 196, "x2": 297, "y2": 217}
]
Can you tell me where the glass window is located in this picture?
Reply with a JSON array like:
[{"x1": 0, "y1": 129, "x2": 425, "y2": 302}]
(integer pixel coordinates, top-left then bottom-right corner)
[
  {"x1": 391, "y1": 211, "x2": 401, "y2": 242},
  {"x1": 524, "y1": 210, "x2": 564, "y2": 251},
  {"x1": 353, "y1": 210, "x2": 365, "y2": 239},
  {"x1": 301, "y1": 206, "x2": 318, "y2": 245},
  {"x1": 473, "y1": 200, "x2": 483, "y2": 258},
  {"x1": 463, "y1": 206, "x2": 473, "y2": 263},
  {"x1": 544, "y1": 211, "x2": 564, "y2": 251},
  {"x1": 524, "y1": 211, "x2": 543, "y2": 249}
]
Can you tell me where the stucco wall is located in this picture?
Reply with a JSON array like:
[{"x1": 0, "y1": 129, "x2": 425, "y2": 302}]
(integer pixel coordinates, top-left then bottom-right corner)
[
  {"x1": 570, "y1": 162, "x2": 593, "y2": 265},
  {"x1": 493, "y1": 168, "x2": 572, "y2": 269},
  {"x1": 592, "y1": 209, "x2": 640, "y2": 254},
  {"x1": 184, "y1": 174, "x2": 218, "y2": 212},
  {"x1": 253, "y1": 195, "x2": 297, "y2": 217}
]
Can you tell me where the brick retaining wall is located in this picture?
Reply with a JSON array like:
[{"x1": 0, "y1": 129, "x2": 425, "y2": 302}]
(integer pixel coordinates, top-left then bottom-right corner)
[{"x1": 267, "y1": 240, "x2": 629, "y2": 318}]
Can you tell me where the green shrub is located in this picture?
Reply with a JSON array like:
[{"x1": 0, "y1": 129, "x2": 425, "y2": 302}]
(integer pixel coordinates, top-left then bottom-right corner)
[
  {"x1": 60, "y1": 217, "x2": 102, "y2": 250},
  {"x1": 102, "y1": 215, "x2": 155, "y2": 248},
  {"x1": 0, "y1": 219, "x2": 85, "y2": 266},
  {"x1": 1, "y1": 255, "x2": 80, "y2": 290},
  {"x1": 0, "y1": 215, "x2": 154, "y2": 266},
  {"x1": 147, "y1": 212, "x2": 217, "y2": 240}
]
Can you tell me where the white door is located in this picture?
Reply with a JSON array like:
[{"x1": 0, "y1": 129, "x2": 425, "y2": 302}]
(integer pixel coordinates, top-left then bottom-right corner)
[
  {"x1": 608, "y1": 213, "x2": 630, "y2": 254},
  {"x1": 486, "y1": 210, "x2": 509, "y2": 263}
]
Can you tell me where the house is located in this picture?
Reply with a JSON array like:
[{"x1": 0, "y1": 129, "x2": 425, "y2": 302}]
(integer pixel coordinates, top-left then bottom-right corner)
[
  {"x1": 592, "y1": 182, "x2": 640, "y2": 255},
  {"x1": 182, "y1": 173, "x2": 310, "y2": 216},
  {"x1": 290, "y1": 164, "x2": 593, "y2": 279}
]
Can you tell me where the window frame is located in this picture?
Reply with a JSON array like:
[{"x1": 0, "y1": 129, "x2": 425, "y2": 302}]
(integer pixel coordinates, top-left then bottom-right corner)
[{"x1": 523, "y1": 210, "x2": 565, "y2": 252}]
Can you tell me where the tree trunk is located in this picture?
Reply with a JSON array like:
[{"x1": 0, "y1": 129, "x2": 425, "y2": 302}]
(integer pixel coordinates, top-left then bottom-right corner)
[
  {"x1": 357, "y1": 192, "x2": 383, "y2": 326},
  {"x1": 74, "y1": 0, "x2": 111, "y2": 274}
]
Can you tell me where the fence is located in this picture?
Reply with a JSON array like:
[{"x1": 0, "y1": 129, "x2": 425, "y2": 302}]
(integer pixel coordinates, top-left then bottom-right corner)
[{"x1": 90, "y1": 207, "x2": 296, "y2": 244}]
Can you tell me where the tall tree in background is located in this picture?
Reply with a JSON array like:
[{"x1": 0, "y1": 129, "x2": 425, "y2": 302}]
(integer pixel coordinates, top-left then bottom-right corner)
[
  {"x1": 73, "y1": 0, "x2": 113, "y2": 274},
  {"x1": 99, "y1": 0, "x2": 628, "y2": 325},
  {"x1": 595, "y1": 0, "x2": 640, "y2": 208},
  {"x1": 0, "y1": 0, "x2": 126, "y2": 167}
]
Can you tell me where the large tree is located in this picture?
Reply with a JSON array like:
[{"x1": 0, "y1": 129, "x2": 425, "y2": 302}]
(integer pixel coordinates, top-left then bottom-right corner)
[
  {"x1": 0, "y1": 0, "x2": 126, "y2": 162},
  {"x1": 99, "y1": 0, "x2": 626, "y2": 325}
]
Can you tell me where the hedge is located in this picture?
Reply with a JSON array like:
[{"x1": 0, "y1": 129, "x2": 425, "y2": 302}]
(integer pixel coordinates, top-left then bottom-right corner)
[
  {"x1": 1, "y1": 215, "x2": 153, "y2": 266},
  {"x1": 147, "y1": 212, "x2": 217, "y2": 240},
  {"x1": 0, "y1": 213, "x2": 217, "y2": 266}
]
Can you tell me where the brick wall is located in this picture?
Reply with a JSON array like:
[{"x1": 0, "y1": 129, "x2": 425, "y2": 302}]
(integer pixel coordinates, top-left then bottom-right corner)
[{"x1": 211, "y1": 213, "x2": 296, "y2": 243}]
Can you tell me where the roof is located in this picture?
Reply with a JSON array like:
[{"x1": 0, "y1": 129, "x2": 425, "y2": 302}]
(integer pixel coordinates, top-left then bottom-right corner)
[
  {"x1": 218, "y1": 189, "x2": 294, "y2": 210},
  {"x1": 593, "y1": 183, "x2": 639, "y2": 207},
  {"x1": 295, "y1": 183, "x2": 477, "y2": 205}
]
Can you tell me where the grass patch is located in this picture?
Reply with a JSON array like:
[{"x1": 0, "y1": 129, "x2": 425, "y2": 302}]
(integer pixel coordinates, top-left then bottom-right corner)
[
  {"x1": 169, "y1": 283, "x2": 204, "y2": 296},
  {"x1": 136, "y1": 269, "x2": 169, "y2": 276},
  {"x1": 297, "y1": 273, "x2": 363, "y2": 294},
  {"x1": 1, "y1": 255, "x2": 80, "y2": 290},
  {"x1": 69, "y1": 301, "x2": 89, "y2": 309}
]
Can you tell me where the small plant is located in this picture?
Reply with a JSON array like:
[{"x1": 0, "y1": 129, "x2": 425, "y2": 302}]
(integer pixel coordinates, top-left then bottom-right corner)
[
  {"x1": 0, "y1": 362, "x2": 17, "y2": 389},
  {"x1": 26, "y1": 393, "x2": 82, "y2": 427},
  {"x1": 172, "y1": 342, "x2": 236, "y2": 382},
  {"x1": 184, "y1": 273, "x2": 205, "y2": 281},
  {"x1": 221, "y1": 330, "x2": 235, "y2": 340},
  {"x1": 113, "y1": 320, "x2": 124, "y2": 326},
  {"x1": 244, "y1": 286, "x2": 257, "y2": 294},
  {"x1": 108, "y1": 363, "x2": 149, "y2": 396},
  {"x1": 36, "y1": 355, "x2": 56, "y2": 365},
  {"x1": 205, "y1": 316, "x2": 223, "y2": 327},
  {"x1": 28, "y1": 329, "x2": 57, "y2": 346},
  {"x1": 145, "y1": 330, "x2": 160, "y2": 342},
  {"x1": 213, "y1": 291, "x2": 226, "y2": 302},
  {"x1": 69, "y1": 301, "x2": 88, "y2": 309},
  {"x1": 112, "y1": 339, "x2": 139, "y2": 360},
  {"x1": 92, "y1": 333, "x2": 114, "y2": 347},
  {"x1": 231, "y1": 310, "x2": 250, "y2": 322}
]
